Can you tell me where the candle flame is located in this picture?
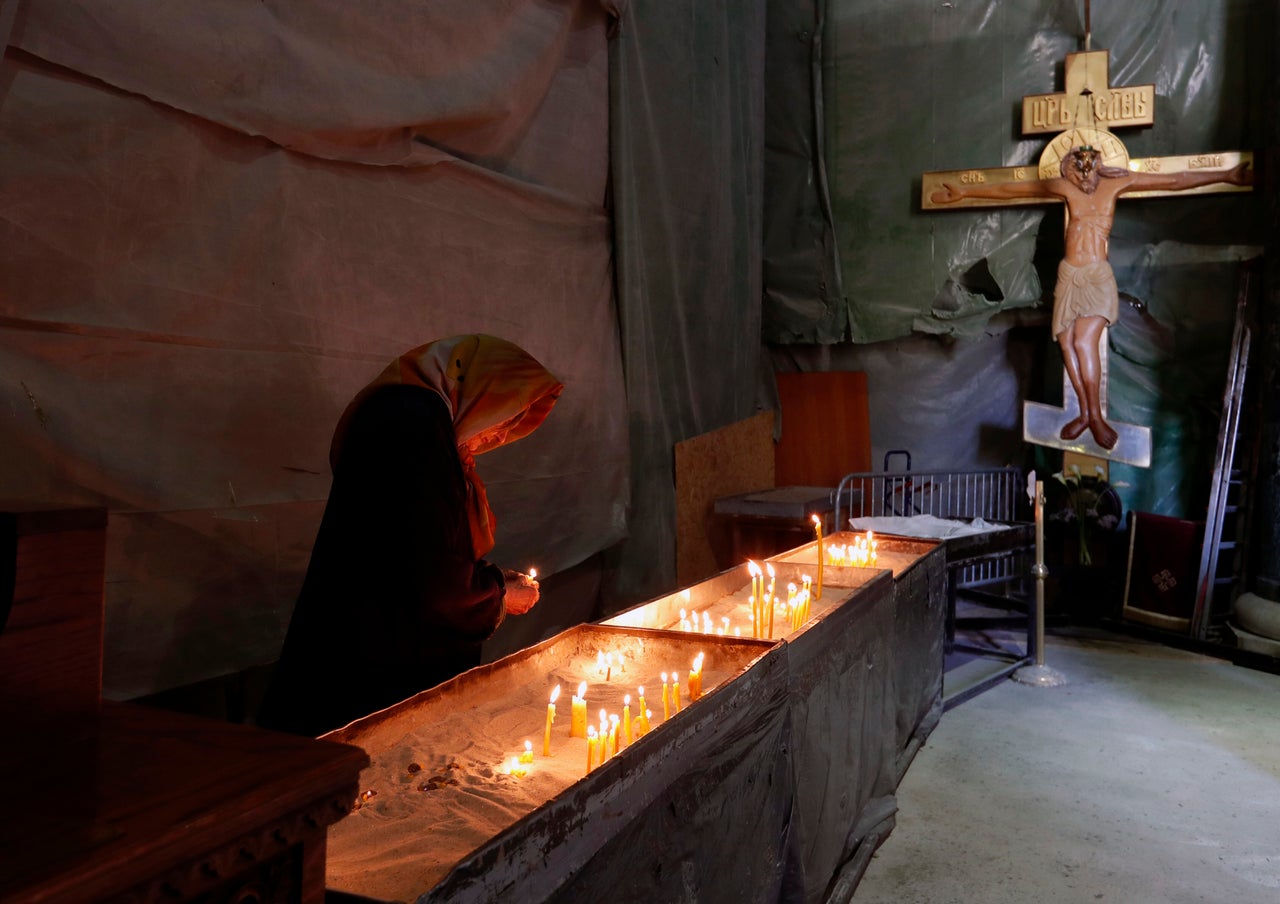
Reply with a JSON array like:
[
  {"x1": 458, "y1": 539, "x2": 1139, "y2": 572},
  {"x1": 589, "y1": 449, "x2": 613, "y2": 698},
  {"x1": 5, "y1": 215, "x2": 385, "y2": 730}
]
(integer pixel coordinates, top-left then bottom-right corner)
[
  {"x1": 766, "y1": 562, "x2": 775, "y2": 578},
  {"x1": 812, "y1": 514, "x2": 821, "y2": 526},
  {"x1": 525, "y1": 739, "x2": 533, "y2": 752},
  {"x1": 624, "y1": 694, "x2": 631, "y2": 705},
  {"x1": 528, "y1": 567, "x2": 538, "y2": 580},
  {"x1": 638, "y1": 686, "x2": 645, "y2": 696},
  {"x1": 577, "y1": 681, "x2": 587, "y2": 698},
  {"x1": 661, "y1": 672, "x2": 668, "y2": 682},
  {"x1": 550, "y1": 685, "x2": 561, "y2": 703},
  {"x1": 692, "y1": 652, "x2": 705, "y2": 672},
  {"x1": 747, "y1": 559, "x2": 761, "y2": 577},
  {"x1": 588, "y1": 726, "x2": 597, "y2": 738}
]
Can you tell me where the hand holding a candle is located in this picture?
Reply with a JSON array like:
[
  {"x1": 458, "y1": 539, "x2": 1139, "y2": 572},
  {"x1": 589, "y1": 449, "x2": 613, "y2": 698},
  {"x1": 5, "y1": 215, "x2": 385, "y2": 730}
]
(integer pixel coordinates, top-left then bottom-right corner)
[{"x1": 502, "y1": 567, "x2": 541, "y2": 615}]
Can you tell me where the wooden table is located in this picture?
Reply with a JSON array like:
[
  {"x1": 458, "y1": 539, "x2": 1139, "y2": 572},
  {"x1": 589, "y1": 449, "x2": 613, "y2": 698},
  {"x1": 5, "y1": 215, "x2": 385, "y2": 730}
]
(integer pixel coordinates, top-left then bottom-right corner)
[{"x1": 0, "y1": 702, "x2": 368, "y2": 904}]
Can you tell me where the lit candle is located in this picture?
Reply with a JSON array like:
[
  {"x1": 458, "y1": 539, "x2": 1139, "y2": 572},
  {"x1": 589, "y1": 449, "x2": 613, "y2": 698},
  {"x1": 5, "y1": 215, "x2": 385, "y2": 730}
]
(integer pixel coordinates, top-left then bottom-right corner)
[
  {"x1": 528, "y1": 567, "x2": 538, "y2": 580},
  {"x1": 638, "y1": 687, "x2": 649, "y2": 733},
  {"x1": 606, "y1": 652, "x2": 614, "y2": 682},
  {"x1": 812, "y1": 514, "x2": 824, "y2": 600},
  {"x1": 609, "y1": 714, "x2": 620, "y2": 756},
  {"x1": 747, "y1": 560, "x2": 762, "y2": 639},
  {"x1": 662, "y1": 673, "x2": 670, "y2": 720},
  {"x1": 672, "y1": 672, "x2": 681, "y2": 713},
  {"x1": 599, "y1": 708, "x2": 609, "y2": 743},
  {"x1": 507, "y1": 756, "x2": 527, "y2": 778},
  {"x1": 570, "y1": 682, "x2": 587, "y2": 738},
  {"x1": 766, "y1": 563, "x2": 776, "y2": 638},
  {"x1": 586, "y1": 726, "x2": 597, "y2": 774},
  {"x1": 688, "y1": 652, "x2": 705, "y2": 701},
  {"x1": 544, "y1": 685, "x2": 560, "y2": 755},
  {"x1": 623, "y1": 694, "x2": 633, "y2": 744},
  {"x1": 520, "y1": 739, "x2": 535, "y2": 764}
]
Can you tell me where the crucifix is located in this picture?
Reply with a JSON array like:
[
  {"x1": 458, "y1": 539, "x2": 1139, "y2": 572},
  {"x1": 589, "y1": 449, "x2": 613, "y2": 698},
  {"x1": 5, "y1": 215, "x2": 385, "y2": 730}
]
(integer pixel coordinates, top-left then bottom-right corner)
[{"x1": 921, "y1": 27, "x2": 1253, "y2": 467}]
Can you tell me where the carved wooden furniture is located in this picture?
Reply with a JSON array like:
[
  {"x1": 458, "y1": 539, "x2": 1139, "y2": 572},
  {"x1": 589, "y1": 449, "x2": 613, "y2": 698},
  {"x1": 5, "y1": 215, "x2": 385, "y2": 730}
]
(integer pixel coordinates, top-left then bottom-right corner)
[{"x1": 0, "y1": 503, "x2": 369, "y2": 903}]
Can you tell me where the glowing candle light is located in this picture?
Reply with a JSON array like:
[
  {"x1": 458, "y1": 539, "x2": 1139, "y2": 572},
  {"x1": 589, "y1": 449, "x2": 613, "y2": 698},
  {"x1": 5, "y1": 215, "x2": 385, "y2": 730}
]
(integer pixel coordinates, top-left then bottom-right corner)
[
  {"x1": 812, "y1": 514, "x2": 824, "y2": 599},
  {"x1": 623, "y1": 694, "x2": 633, "y2": 744},
  {"x1": 507, "y1": 756, "x2": 527, "y2": 778},
  {"x1": 544, "y1": 685, "x2": 560, "y2": 755},
  {"x1": 747, "y1": 560, "x2": 762, "y2": 638},
  {"x1": 606, "y1": 652, "x2": 614, "y2": 682},
  {"x1": 638, "y1": 687, "x2": 649, "y2": 733},
  {"x1": 766, "y1": 563, "x2": 776, "y2": 638},
  {"x1": 570, "y1": 682, "x2": 588, "y2": 738},
  {"x1": 586, "y1": 726, "x2": 598, "y2": 774},
  {"x1": 672, "y1": 672, "x2": 681, "y2": 713},
  {"x1": 688, "y1": 652, "x2": 705, "y2": 701},
  {"x1": 609, "y1": 714, "x2": 621, "y2": 756},
  {"x1": 528, "y1": 567, "x2": 538, "y2": 580},
  {"x1": 520, "y1": 739, "x2": 535, "y2": 764},
  {"x1": 597, "y1": 651, "x2": 606, "y2": 677},
  {"x1": 599, "y1": 708, "x2": 609, "y2": 742},
  {"x1": 662, "y1": 673, "x2": 670, "y2": 720}
]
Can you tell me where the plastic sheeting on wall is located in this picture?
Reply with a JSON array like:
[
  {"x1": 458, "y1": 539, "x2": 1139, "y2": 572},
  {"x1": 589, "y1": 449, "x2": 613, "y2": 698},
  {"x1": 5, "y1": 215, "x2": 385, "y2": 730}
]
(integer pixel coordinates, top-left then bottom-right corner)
[
  {"x1": 0, "y1": 0, "x2": 627, "y2": 697},
  {"x1": 607, "y1": 0, "x2": 770, "y2": 605}
]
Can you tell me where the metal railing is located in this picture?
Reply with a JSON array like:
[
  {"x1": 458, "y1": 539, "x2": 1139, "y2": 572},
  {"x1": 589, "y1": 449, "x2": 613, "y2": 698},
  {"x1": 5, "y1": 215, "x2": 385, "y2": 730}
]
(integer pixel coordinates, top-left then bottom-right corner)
[{"x1": 834, "y1": 466, "x2": 1029, "y2": 591}]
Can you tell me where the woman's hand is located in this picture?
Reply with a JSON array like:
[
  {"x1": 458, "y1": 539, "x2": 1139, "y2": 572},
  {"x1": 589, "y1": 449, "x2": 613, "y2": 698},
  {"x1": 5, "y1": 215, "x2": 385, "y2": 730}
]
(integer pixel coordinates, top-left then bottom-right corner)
[{"x1": 503, "y1": 570, "x2": 541, "y2": 615}]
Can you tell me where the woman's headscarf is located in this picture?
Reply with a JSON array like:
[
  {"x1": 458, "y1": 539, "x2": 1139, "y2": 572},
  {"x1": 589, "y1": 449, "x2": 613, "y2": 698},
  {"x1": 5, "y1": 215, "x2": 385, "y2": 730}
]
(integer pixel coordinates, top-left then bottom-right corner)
[{"x1": 332, "y1": 335, "x2": 563, "y2": 557}]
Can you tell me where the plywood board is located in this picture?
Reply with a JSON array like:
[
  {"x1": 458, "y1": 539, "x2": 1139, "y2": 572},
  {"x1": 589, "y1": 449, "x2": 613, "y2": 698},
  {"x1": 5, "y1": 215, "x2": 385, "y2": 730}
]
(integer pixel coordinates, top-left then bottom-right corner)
[{"x1": 674, "y1": 411, "x2": 775, "y2": 586}]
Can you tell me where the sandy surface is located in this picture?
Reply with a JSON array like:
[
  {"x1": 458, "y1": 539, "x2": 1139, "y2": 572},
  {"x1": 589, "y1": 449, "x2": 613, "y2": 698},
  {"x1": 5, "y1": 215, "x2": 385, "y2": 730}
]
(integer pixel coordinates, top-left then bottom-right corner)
[
  {"x1": 770, "y1": 531, "x2": 933, "y2": 580},
  {"x1": 325, "y1": 628, "x2": 761, "y2": 902}
]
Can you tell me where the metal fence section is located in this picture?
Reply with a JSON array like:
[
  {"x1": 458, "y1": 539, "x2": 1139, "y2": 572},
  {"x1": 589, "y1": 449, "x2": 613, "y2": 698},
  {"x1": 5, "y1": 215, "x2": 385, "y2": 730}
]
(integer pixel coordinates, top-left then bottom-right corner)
[
  {"x1": 835, "y1": 467, "x2": 1025, "y2": 524},
  {"x1": 834, "y1": 467, "x2": 1030, "y2": 592}
]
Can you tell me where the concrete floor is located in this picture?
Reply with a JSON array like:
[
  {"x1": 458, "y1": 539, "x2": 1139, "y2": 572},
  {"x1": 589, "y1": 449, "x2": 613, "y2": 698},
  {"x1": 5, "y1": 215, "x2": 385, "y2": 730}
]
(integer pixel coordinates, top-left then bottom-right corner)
[{"x1": 854, "y1": 630, "x2": 1280, "y2": 903}]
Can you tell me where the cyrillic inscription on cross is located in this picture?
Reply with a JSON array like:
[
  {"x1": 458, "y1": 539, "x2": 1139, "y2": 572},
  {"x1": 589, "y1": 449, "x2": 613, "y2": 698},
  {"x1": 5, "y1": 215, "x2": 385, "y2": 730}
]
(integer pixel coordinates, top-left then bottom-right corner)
[
  {"x1": 921, "y1": 48, "x2": 1253, "y2": 467},
  {"x1": 1022, "y1": 50, "x2": 1154, "y2": 135}
]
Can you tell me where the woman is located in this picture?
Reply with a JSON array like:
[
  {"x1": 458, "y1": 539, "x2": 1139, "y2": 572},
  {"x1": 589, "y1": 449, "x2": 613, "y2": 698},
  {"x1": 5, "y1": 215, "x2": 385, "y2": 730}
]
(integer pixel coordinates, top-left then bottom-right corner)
[{"x1": 258, "y1": 334, "x2": 563, "y2": 736}]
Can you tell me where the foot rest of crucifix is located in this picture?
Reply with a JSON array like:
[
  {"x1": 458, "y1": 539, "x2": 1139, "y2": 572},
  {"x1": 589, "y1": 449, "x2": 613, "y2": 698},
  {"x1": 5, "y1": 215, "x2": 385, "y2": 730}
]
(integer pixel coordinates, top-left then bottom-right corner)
[{"x1": 1023, "y1": 399, "x2": 1152, "y2": 467}]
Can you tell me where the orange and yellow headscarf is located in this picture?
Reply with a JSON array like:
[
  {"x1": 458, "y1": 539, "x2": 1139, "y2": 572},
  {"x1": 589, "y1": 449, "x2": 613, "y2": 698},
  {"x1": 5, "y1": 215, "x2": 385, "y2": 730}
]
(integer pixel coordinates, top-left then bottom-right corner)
[{"x1": 332, "y1": 335, "x2": 563, "y2": 557}]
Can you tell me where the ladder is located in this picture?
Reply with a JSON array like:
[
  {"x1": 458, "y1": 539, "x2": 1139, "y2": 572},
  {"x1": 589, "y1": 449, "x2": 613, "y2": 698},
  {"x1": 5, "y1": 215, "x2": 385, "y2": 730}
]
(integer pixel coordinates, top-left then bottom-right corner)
[{"x1": 1191, "y1": 259, "x2": 1260, "y2": 640}]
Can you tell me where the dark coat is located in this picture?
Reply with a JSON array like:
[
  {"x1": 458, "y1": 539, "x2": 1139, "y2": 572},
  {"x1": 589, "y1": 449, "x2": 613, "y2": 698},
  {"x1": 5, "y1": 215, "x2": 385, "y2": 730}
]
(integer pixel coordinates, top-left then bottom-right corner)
[{"x1": 258, "y1": 384, "x2": 506, "y2": 737}]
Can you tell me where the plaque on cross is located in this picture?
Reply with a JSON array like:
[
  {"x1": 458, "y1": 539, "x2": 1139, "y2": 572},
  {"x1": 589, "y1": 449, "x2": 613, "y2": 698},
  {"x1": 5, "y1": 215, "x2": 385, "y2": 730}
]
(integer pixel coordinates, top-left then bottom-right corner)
[{"x1": 922, "y1": 46, "x2": 1253, "y2": 467}]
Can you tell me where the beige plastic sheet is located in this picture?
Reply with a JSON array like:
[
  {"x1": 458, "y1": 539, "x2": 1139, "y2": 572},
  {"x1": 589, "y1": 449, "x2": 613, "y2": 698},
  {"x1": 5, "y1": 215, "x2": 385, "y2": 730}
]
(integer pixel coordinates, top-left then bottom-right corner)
[{"x1": 0, "y1": 0, "x2": 627, "y2": 697}]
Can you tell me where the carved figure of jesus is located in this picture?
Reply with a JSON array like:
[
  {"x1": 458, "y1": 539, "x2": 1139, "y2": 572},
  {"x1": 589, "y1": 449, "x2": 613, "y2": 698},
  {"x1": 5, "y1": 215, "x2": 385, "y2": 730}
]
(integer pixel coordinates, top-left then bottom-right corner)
[{"x1": 932, "y1": 148, "x2": 1252, "y2": 450}]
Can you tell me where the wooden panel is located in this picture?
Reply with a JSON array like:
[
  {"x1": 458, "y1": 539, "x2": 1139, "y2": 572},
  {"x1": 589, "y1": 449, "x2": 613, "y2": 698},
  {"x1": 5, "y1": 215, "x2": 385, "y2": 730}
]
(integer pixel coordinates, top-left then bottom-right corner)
[
  {"x1": 674, "y1": 411, "x2": 775, "y2": 586},
  {"x1": 0, "y1": 504, "x2": 107, "y2": 725},
  {"x1": 0, "y1": 701, "x2": 368, "y2": 904},
  {"x1": 774, "y1": 371, "x2": 871, "y2": 488}
]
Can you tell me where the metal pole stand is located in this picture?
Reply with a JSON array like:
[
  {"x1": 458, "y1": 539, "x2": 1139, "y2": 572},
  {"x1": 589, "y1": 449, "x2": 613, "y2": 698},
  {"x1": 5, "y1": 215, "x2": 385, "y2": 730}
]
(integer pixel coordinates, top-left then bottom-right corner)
[{"x1": 1013, "y1": 477, "x2": 1067, "y2": 688}]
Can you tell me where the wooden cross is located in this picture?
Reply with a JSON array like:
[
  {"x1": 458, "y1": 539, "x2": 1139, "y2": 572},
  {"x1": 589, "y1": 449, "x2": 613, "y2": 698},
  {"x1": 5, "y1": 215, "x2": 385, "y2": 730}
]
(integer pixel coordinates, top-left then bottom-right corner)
[{"x1": 921, "y1": 47, "x2": 1253, "y2": 467}]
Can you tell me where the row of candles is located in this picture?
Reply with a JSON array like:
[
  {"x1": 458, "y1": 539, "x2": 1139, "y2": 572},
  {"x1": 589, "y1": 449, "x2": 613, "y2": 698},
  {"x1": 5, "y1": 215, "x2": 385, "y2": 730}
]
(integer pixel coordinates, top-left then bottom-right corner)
[
  {"x1": 824, "y1": 531, "x2": 879, "y2": 568},
  {"x1": 505, "y1": 653, "x2": 707, "y2": 778}
]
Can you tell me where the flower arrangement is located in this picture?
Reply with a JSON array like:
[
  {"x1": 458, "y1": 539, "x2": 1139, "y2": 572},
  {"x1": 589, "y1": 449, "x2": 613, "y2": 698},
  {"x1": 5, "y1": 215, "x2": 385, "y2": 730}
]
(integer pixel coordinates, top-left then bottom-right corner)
[{"x1": 1050, "y1": 464, "x2": 1123, "y2": 566}]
